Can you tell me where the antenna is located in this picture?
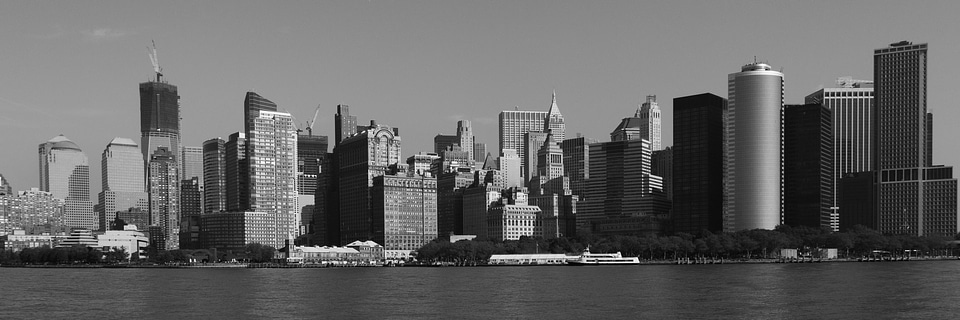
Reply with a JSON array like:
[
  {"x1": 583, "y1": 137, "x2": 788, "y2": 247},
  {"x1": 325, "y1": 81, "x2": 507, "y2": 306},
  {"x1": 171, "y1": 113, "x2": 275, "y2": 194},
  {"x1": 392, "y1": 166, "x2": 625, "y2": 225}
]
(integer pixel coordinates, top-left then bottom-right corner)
[{"x1": 147, "y1": 40, "x2": 163, "y2": 82}]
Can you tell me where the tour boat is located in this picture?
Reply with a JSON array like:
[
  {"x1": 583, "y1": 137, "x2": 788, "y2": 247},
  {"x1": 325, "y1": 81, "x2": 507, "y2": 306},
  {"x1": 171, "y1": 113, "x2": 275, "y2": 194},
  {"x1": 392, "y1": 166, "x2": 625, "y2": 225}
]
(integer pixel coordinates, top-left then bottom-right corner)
[{"x1": 566, "y1": 247, "x2": 640, "y2": 265}]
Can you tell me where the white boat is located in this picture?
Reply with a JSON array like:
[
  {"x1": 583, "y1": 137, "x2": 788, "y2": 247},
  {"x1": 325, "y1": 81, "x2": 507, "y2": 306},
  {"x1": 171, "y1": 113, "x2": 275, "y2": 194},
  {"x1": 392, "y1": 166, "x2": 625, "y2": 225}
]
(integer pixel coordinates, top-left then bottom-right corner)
[{"x1": 566, "y1": 247, "x2": 640, "y2": 265}]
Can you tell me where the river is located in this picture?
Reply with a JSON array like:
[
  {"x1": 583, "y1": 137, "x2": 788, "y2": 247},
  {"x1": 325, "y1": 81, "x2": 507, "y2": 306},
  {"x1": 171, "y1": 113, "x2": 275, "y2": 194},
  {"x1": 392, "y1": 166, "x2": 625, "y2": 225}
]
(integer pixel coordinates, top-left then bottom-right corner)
[{"x1": 2, "y1": 261, "x2": 959, "y2": 319}]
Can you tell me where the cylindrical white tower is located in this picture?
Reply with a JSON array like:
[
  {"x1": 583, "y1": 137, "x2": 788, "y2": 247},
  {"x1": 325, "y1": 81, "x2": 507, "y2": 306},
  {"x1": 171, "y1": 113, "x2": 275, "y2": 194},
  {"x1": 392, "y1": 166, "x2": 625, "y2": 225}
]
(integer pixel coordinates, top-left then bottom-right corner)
[{"x1": 726, "y1": 63, "x2": 784, "y2": 231}]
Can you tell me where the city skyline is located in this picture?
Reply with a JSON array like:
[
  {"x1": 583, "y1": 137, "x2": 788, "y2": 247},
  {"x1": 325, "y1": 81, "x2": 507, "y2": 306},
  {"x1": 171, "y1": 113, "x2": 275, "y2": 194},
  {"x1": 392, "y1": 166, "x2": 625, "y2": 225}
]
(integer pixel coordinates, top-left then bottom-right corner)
[{"x1": 3, "y1": 1, "x2": 960, "y2": 201}]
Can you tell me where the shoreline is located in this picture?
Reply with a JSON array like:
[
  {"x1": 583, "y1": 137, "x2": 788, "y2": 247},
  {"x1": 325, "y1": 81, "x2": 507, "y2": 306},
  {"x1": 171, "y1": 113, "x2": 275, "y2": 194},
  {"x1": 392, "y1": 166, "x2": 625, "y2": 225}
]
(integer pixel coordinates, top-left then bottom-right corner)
[{"x1": 3, "y1": 256, "x2": 958, "y2": 268}]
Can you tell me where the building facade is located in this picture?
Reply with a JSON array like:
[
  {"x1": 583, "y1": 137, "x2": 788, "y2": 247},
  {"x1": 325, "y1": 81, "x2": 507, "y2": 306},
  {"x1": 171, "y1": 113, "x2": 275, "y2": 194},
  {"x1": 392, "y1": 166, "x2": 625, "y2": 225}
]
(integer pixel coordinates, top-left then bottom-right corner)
[
  {"x1": 39, "y1": 135, "x2": 95, "y2": 230},
  {"x1": 139, "y1": 81, "x2": 180, "y2": 169},
  {"x1": 148, "y1": 146, "x2": 180, "y2": 250},
  {"x1": 202, "y1": 138, "x2": 226, "y2": 214},
  {"x1": 636, "y1": 95, "x2": 662, "y2": 151},
  {"x1": 783, "y1": 104, "x2": 834, "y2": 229},
  {"x1": 98, "y1": 138, "x2": 148, "y2": 231},
  {"x1": 249, "y1": 110, "x2": 300, "y2": 245},
  {"x1": 874, "y1": 41, "x2": 958, "y2": 236},
  {"x1": 371, "y1": 174, "x2": 438, "y2": 260},
  {"x1": 338, "y1": 121, "x2": 402, "y2": 245},
  {"x1": 725, "y1": 62, "x2": 784, "y2": 231},
  {"x1": 672, "y1": 93, "x2": 726, "y2": 234}
]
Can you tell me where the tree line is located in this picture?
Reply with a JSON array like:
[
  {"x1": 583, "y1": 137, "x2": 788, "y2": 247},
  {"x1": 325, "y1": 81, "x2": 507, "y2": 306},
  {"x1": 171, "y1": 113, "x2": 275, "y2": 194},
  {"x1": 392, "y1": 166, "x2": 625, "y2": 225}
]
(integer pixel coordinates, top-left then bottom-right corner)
[
  {"x1": 0, "y1": 242, "x2": 278, "y2": 265},
  {"x1": 414, "y1": 225, "x2": 960, "y2": 264}
]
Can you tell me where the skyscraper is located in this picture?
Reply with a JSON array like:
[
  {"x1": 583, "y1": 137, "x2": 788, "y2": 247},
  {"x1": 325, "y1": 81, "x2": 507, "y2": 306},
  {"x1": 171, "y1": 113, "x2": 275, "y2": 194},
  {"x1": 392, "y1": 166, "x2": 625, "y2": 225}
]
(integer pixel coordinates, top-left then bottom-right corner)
[
  {"x1": 180, "y1": 146, "x2": 203, "y2": 182},
  {"x1": 874, "y1": 41, "x2": 957, "y2": 236},
  {"x1": 672, "y1": 93, "x2": 726, "y2": 234},
  {"x1": 39, "y1": 135, "x2": 95, "y2": 230},
  {"x1": 202, "y1": 138, "x2": 226, "y2": 214},
  {"x1": 805, "y1": 79, "x2": 874, "y2": 230},
  {"x1": 297, "y1": 133, "x2": 327, "y2": 234},
  {"x1": 249, "y1": 110, "x2": 299, "y2": 246},
  {"x1": 0, "y1": 188, "x2": 65, "y2": 234},
  {"x1": 499, "y1": 109, "x2": 547, "y2": 177},
  {"x1": 544, "y1": 90, "x2": 565, "y2": 142},
  {"x1": 561, "y1": 136, "x2": 597, "y2": 197},
  {"x1": 522, "y1": 132, "x2": 548, "y2": 183},
  {"x1": 338, "y1": 120, "x2": 402, "y2": 245},
  {"x1": 98, "y1": 138, "x2": 148, "y2": 231},
  {"x1": 457, "y1": 120, "x2": 475, "y2": 163},
  {"x1": 0, "y1": 174, "x2": 12, "y2": 196},
  {"x1": 335, "y1": 104, "x2": 357, "y2": 146},
  {"x1": 224, "y1": 132, "x2": 248, "y2": 212},
  {"x1": 139, "y1": 81, "x2": 180, "y2": 167},
  {"x1": 783, "y1": 104, "x2": 833, "y2": 229},
  {"x1": 637, "y1": 95, "x2": 662, "y2": 151},
  {"x1": 725, "y1": 62, "x2": 784, "y2": 232},
  {"x1": 371, "y1": 173, "x2": 438, "y2": 260},
  {"x1": 243, "y1": 92, "x2": 278, "y2": 138},
  {"x1": 148, "y1": 146, "x2": 179, "y2": 250}
]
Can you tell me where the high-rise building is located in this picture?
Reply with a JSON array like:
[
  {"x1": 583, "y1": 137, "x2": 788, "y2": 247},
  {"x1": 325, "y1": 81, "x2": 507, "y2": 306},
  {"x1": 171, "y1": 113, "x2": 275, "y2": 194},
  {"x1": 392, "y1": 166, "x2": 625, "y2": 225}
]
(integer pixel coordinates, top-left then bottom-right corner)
[
  {"x1": 544, "y1": 90, "x2": 566, "y2": 143},
  {"x1": 783, "y1": 104, "x2": 834, "y2": 229},
  {"x1": 434, "y1": 134, "x2": 459, "y2": 155},
  {"x1": 335, "y1": 105, "x2": 358, "y2": 146},
  {"x1": 806, "y1": 80, "x2": 875, "y2": 230},
  {"x1": 561, "y1": 136, "x2": 597, "y2": 197},
  {"x1": 407, "y1": 152, "x2": 440, "y2": 177},
  {"x1": 652, "y1": 147, "x2": 673, "y2": 201},
  {"x1": 224, "y1": 132, "x2": 248, "y2": 212},
  {"x1": 578, "y1": 138, "x2": 667, "y2": 231},
  {"x1": 457, "y1": 120, "x2": 475, "y2": 163},
  {"x1": 243, "y1": 92, "x2": 278, "y2": 139},
  {"x1": 180, "y1": 146, "x2": 203, "y2": 181},
  {"x1": 98, "y1": 138, "x2": 148, "y2": 231},
  {"x1": 0, "y1": 174, "x2": 12, "y2": 196},
  {"x1": 148, "y1": 146, "x2": 180, "y2": 250},
  {"x1": 0, "y1": 188, "x2": 65, "y2": 235},
  {"x1": 672, "y1": 93, "x2": 726, "y2": 234},
  {"x1": 498, "y1": 149, "x2": 523, "y2": 189},
  {"x1": 473, "y1": 142, "x2": 487, "y2": 164},
  {"x1": 371, "y1": 173, "x2": 437, "y2": 260},
  {"x1": 139, "y1": 81, "x2": 180, "y2": 168},
  {"x1": 499, "y1": 109, "x2": 547, "y2": 176},
  {"x1": 39, "y1": 135, "x2": 95, "y2": 230},
  {"x1": 461, "y1": 184, "x2": 502, "y2": 239},
  {"x1": 874, "y1": 41, "x2": 957, "y2": 236},
  {"x1": 249, "y1": 110, "x2": 300, "y2": 245},
  {"x1": 637, "y1": 95, "x2": 663, "y2": 151},
  {"x1": 338, "y1": 120, "x2": 401, "y2": 245},
  {"x1": 522, "y1": 132, "x2": 549, "y2": 182},
  {"x1": 437, "y1": 169, "x2": 473, "y2": 237},
  {"x1": 725, "y1": 62, "x2": 784, "y2": 232},
  {"x1": 179, "y1": 177, "x2": 201, "y2": 249},
  {"x1": 202, "y1": 138, "x2": 226, "y2": 214},
  {"x1": 297, "y1": 134, "x2": 328, "y2": 196}
]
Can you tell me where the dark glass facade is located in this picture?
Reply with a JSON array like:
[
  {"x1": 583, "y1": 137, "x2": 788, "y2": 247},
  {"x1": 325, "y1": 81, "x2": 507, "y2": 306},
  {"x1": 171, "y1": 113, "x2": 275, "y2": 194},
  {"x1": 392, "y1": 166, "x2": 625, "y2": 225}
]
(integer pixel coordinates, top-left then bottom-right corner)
[
  {"x1": 243, "y1": 92, "x2": 277, "y2": 137},
  {"x1": 672, "y1": 93, "x2": 726, "y2": 234},
  {"x1": 225, "y1": 132, "x2": 248, "y2": 212},
  {"x1": 783, "y1": 104, "x2": 834, "y2": 229},
  {"x1": 139, "y1": 82, "x2": 179, "y2": 134}
]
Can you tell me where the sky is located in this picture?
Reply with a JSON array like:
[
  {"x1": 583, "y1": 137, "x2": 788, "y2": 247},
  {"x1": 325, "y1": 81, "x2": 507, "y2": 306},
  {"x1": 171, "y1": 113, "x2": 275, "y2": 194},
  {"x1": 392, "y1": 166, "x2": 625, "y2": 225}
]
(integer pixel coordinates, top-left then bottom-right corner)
[{"x1": 2, "y1": 0, "x2": 960, "y2": 200}]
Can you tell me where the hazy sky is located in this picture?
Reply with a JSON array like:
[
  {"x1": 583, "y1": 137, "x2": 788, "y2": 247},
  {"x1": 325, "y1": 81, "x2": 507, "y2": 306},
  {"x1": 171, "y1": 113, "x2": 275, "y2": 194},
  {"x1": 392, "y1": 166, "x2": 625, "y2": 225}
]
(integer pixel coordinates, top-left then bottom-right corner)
[{"x1": 2, "y1": 1, "x2": 960, "y2": 199}]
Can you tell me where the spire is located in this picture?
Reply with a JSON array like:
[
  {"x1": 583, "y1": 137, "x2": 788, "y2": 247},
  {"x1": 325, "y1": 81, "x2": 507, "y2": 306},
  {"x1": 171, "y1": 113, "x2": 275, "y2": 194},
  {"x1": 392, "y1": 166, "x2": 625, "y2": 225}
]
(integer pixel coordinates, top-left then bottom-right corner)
[
  {"x1": 635, "y1": 97, "x2": 643, "y2": 118},
  {"x1": 547, "y1": 89, "x2": 561, "y2": 116}
]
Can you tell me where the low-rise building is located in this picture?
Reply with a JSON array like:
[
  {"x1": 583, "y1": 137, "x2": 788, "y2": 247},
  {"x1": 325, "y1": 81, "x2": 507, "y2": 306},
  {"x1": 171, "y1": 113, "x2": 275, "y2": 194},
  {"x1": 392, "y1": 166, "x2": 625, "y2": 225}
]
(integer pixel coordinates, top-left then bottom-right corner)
[
  {"x1": 0, "y1": 230, "x2": 55, "y2": 252},
  {"x1": 288, "y1": 245, "x2": 382, "y2": 265},
  {"x1": 57, "y1": 229, "x2": 98, "y2": 248},
  {"x1": 345, "y1": 240, "x2": 385, "y2": 263},
  {"x1": 97, "y1": 228, "x2": 149, "y2": 259}
]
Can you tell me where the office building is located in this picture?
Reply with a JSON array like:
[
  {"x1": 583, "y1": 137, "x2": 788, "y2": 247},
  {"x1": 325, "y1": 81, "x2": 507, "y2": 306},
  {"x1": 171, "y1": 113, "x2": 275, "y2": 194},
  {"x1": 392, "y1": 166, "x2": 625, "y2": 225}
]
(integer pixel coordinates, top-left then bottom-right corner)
[
  {"x1": 499, "y1": 109, "x2": 547, "y2": 177},
  {"x1": 407, "y1": 152, "x2": 440, "y2": 177},
  {"x1": 39, "y1": 135, "x2": 95, "y2": 230},
  {"x1": 434, "y1": 134, "x2": 459, "y2": 155},
  {"x1": 499, "y1": 149, "x2": 523, "y2": 189},
  {"x1": 437, "y1": 169, "x2": 474, "y2": 237},
  {"x1": 561, "y1": 136, "x2": 596, "y2": 197},
  {"x1": 806, "y1": 79, "x2": 874, "y2": 230},
  {"x1": 202, "y1": 138, "x2": 226, "y2": 214},
  {"x1": 544, "y1": 90, "x2": 565, "y2": 142},
  {"x1": 461, "y1": 184, "x2": 503, "y2": 240},
  {"x1": 371, "y1": 173, "x2": 438, "y2": 260},
  {"x1": 578, "y1": 138, "x2": 668, "y2": 232},
  {"x1": 224, "y1": 132, "x2": 248, "y2": 212},
  {"x1": 652, "y1": 147, "x2": 673, "y2": 201},
  {"x1": 338, "y1": 120, "x2": 402, "y2": 245},
  {"x1": 180, "y1": 146, "x2": 203, "y2": 183},
  {"x1": 148, "y1": 146, "x2": 180, "y2": 250},
  {"x1": 874, "y1": 41, "x2": 957, "y2": 236},
  {"x1": 783, "y1": 104, "x2": 834, "y2": 229},
  {"x1": 522, "y1": 132, "x2": 549, "y2": 183},
  {"x1": 636, "y1": 95, "x2": 663, "y2": 151},
  {"x1": 243, "y1": 92, "x2": 278, "y2": 139},
  {"x1": 335, "y1": 104, "x2": 358, "y2": 146},
  {"x1": 179, "y1": 177, "x2": 201, "y2": 249},
  {"x1": 200, "y1": 211, "x2": 278, "y2": 251},
  {"x1": 473, "y1": 142, "x2": 487, "y2": 164},
  {"x1": 98, "y1": 138, "x2": 148, "y2": 231},
  {"x1": 139, "y1": 80, "x2": 180, "y2": 168},
  {"x1": 725, "y1": 62, "x2": 784, "y2": 231},
  {"x1": 672, "y1": 93, "x2": 726, "y2": 234},
  {"x1": 297, "y1": 134, "x2": 328, "y2": 195},
  {"x1": 457, "y1": 120, "x2": 476, "y2": 162}
]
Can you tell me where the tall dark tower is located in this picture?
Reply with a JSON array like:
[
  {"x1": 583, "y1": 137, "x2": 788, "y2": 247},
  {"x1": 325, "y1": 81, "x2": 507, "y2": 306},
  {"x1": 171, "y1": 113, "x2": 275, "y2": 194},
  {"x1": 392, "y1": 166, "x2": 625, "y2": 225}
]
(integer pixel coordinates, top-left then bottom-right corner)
[
  {"x1": 140, "y1": 42, "x2": 180, "y2": 166},
  {"x1": 672, "y1": 93, "x2": 726, "y2": 234},
  {"x1": 783, "y1": 103, "x2": 833, "y2": 229},
  {"x1": 874, "y1": 41, "x2": 957, "y2": 236}
]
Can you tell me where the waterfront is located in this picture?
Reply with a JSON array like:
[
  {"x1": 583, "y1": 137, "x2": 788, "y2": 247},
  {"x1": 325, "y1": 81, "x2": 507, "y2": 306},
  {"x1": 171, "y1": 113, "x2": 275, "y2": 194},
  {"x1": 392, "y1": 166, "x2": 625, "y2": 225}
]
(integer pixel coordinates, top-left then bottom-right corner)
[{"x1": 2, "y1": 260, "x2": 959, "y2": 319}]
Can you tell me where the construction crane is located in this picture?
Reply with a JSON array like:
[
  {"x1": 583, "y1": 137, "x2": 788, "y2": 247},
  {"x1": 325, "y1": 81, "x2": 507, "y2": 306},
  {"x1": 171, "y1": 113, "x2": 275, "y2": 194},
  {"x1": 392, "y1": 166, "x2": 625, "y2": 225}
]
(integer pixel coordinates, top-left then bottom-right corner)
[
  {"x1": 147, "y1": 40, "x2": 163, "y2": 82},
  {"x1": 305, "y1": 104, "x2": 321, "y2": 136},
  {"x1": 837, "y1": 76, "x2": 873, "y2": 88}
]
